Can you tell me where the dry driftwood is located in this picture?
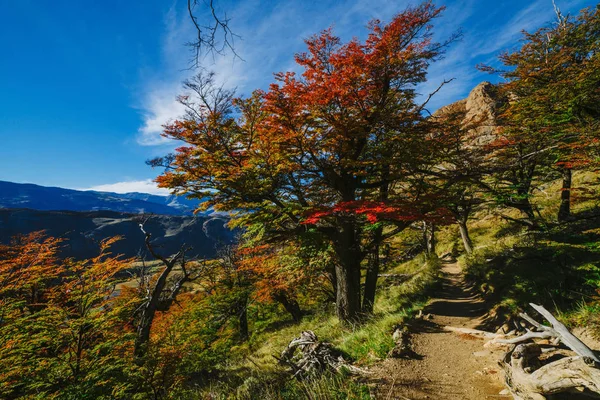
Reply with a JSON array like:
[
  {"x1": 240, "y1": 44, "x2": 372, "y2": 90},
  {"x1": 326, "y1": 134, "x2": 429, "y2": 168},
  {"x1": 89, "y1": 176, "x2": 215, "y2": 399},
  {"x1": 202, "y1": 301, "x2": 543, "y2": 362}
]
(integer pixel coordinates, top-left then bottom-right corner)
[
  {"x1": 505, "y1": 346, "x2": 600, "y2": 399},
  {"x1": 443, "y1": 325, "x2": 505, "y2": 340},
  {"x1": 278, "y1": 331, "x2": 368, "y2": 378},
  {"x1": 445, "y1": 303, "x2": 600, "y2": 398},
  {"x1": 500, "y1": 304, "x2": 600, "y2": 399},
  {"x1": 529, "y1": 303, "x2": 600, "y2": 365}
]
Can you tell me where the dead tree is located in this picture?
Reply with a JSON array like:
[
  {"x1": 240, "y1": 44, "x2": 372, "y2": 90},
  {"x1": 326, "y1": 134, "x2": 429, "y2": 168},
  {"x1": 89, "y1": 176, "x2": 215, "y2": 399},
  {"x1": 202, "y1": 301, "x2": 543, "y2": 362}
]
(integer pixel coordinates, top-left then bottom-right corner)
[
  {"x1": 134, "y1": 221, "x2": 195, "y2": 358},
  {"x1": 187, "y1": 0, "x2": 239, "y2": 67}
]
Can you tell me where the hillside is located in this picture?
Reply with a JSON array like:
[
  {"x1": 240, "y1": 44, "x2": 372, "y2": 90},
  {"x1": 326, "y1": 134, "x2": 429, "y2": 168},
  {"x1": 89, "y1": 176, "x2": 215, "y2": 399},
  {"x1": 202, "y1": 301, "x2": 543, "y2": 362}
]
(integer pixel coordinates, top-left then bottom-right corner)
[{"x1": 0, "y1": 208, "x2": 234, "y2": 260}]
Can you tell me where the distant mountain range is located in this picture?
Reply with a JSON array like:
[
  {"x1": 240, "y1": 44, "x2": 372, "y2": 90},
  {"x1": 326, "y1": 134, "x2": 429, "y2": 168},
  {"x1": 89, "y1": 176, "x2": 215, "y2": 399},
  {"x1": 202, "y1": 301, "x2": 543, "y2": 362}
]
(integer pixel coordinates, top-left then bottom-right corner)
[
  {"x1": 0, "y1": 180, "x2": 204, "y2": 215},
  {"x1": 0, "y1": 181, "x2": 233, "y2": 260}
]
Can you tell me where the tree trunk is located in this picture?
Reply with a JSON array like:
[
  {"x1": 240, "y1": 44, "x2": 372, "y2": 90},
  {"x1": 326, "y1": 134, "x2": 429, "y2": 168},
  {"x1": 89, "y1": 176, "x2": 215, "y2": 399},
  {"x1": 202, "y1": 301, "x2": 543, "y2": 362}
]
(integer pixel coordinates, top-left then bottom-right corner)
[
  {"x1": 274, "y1": 293, "x2": 303, "y2": 322},
  {"x1": 134, "y1": 262, "x2": 174, "y2": 358},
  {"x1": 457, "y1": 218, "x2": 473, "y2": 254},
  {"x1": 334, "y1": 260, "x2": 362, "y2": 322},
  {"x1": 333, "y1": 222, "x2": 363, "y2": 323},
  {"x1": 423, "y1": 222, "x2": 436, "y2": 256},
  {"x1": 362, "y1": 245, "x2": 379, "y2": 315},
  {"x1": 238, "y1": 299, "x2": 249, "y2": 341},
  {"x1": 558, "y1": 167, "x2": 572, "y2": 223},
  {"x1": 325, "y1": 263, "x2": 337, "y2": 303},
  {"x1": 135, "y1": 227, "x2": 186, "y2": 358},
  {"x1": 362, "y1": 227, "x2": 382, "y2": 314}
]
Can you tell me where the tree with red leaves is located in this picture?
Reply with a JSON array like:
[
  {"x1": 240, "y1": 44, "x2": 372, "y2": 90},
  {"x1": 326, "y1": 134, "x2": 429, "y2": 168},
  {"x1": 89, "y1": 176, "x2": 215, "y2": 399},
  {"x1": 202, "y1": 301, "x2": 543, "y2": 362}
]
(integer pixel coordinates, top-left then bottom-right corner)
[{"x1": 151, "y1": 2, "x2": 458, "y2": 322}]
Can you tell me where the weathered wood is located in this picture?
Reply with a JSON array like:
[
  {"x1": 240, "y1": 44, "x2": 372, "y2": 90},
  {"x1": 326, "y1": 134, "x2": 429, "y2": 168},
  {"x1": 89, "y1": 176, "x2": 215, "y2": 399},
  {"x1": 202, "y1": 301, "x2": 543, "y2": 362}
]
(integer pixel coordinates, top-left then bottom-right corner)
[
  {"x1": 497, "y1": 305, "x2": 600, "y2": 399},
  {"x1": 279, "y1": 331, "x2": 368, "y2": 378},
  {"x1": 495, "y1": 330, "x2": 556, "y2": 345},
  {"x1": 505, "y1": 354, "x2": 600, "y2": 399},
  {"x1": 530, "y1": 303, "x2": 600, "y2": 364}
]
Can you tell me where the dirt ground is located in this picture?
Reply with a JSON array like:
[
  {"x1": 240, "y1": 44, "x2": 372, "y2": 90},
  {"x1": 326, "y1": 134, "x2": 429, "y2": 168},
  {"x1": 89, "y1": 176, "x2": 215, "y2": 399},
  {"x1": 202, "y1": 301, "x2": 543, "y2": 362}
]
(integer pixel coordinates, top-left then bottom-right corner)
[{"x1": 370, "y1": 262, "x2": 511, "y2": 400}]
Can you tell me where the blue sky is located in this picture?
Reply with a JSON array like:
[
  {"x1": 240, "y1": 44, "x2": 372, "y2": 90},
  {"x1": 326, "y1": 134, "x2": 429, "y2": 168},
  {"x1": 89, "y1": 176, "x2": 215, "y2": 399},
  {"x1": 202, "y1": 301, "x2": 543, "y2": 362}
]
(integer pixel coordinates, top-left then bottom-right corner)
[{"x1": 0, "y1": 0, "x2": 596, "y2": 195}]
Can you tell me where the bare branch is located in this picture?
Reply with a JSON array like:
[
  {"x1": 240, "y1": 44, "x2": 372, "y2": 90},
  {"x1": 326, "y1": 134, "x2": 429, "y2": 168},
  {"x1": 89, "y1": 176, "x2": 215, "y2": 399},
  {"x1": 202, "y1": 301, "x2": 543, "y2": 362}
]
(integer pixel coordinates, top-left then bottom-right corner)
[{"x1": 187, "y1": 0, "x2": 241, "y2": 67}]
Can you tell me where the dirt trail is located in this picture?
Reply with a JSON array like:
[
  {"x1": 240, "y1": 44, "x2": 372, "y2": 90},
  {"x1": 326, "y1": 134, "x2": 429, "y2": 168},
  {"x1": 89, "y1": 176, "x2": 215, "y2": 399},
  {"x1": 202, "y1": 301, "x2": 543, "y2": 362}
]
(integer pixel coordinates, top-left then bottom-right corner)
[{"x1": 371, "y1": 262, "x2": 510, "y2": 399}]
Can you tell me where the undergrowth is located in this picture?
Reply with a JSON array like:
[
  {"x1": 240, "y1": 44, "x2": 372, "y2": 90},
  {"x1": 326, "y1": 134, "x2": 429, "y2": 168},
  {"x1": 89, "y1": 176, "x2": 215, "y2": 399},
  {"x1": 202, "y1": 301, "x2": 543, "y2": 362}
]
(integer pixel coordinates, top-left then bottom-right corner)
[
  {"x1": 185, "y1": 254, "x2": 441, "y2": 399},
  {"x1": 437, "y1": 172, "x2": 600, "y2": 335}
]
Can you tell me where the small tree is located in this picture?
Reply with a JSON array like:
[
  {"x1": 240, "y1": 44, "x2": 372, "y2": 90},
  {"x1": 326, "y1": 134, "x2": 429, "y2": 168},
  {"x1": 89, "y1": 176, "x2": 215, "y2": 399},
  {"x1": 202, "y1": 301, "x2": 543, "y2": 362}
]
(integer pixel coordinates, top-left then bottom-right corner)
[{"x1": 0, "y1": 235, "x2": 135, "y2": 399}]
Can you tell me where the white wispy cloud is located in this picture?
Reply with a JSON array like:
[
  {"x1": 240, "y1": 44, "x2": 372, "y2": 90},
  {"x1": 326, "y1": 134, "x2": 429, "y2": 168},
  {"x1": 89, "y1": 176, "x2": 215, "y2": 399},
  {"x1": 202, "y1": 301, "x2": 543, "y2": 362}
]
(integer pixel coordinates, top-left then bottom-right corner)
[
  {"x1": 82, "y1": 179, "x2": 170, "y2": 195},
  {"x1": 137, "y1": 84, "x2": 186, "y2": 146},
  {"x1": 134, "y1": 0, "x2": 418, "y2": 146},
  {"x1": 133, "y1": 0, "x2": 598, "y2": 145}
]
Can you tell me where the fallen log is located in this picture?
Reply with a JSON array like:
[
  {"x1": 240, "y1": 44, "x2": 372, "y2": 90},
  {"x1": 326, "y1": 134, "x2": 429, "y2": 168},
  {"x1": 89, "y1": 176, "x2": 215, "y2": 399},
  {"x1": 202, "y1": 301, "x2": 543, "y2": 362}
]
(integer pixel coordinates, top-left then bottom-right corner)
[
  {"x1": 500, "y1": 305, "x2": 600, "y2": 399},
  {"x1": 495, "y1": 330, "x2": 556, "y2": 345},
  {"x1": 505, "y1": 351, "x2": 600, "y2": 399},
  {"x1": 529, "y1": 303, "x2": 600, "y2": 365},
  {"x1": 443, "y1": 326, "x2": 505, "y2": 340}
]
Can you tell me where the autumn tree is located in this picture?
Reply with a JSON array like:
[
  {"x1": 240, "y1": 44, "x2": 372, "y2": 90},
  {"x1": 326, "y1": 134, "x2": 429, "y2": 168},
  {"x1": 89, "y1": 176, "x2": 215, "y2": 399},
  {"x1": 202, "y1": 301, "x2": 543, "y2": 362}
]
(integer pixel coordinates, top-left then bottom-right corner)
[
  {"x1": 0, "y1": 231, "x2": 62, "y2": 318},
  {"x1": 151, "y1": 2, "x2": 457, "y2": 322},
  {"x1": 238, "y1": 232, "x2": 334, "y2": 321},
  {"x1": 0, "y1": 235, "x2": 136, "y2": 399},
  {"x1": 210, "y1": 243, "x2": 253, "y2": 339},
  {"x1": 483, "y1": 4, "x2": 600, "y2": 224}
]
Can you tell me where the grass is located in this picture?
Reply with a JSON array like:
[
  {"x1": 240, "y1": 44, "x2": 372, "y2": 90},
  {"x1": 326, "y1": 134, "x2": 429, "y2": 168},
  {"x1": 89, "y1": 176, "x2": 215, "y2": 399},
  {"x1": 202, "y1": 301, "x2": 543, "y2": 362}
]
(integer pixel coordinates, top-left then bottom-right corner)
[
  {"x1": 434, "y1": 171, "x2": 600, "y2": 334},
  {"x1": 183, "y1": 253, "x2": 442, "y2": 399}
]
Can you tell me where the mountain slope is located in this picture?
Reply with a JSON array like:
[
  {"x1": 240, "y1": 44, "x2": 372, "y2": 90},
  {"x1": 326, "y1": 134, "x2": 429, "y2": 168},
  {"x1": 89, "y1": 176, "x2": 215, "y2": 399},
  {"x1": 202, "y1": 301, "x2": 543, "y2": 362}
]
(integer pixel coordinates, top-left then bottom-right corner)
[
  {"x1": 0, "y1": 180, "x2": 203, "y2": 215},
  {"x1": 0, "y1": 208, "x2": 234, "y2": 260}
]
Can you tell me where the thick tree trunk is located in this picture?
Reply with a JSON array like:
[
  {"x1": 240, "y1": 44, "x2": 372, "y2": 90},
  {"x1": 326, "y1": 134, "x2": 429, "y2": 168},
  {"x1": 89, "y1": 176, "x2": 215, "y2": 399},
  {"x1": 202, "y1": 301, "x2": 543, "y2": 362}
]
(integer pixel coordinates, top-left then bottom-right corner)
[
  {"x1": 457, "y1": 218, "x2": 473, "y2": 254},
  {"x1": 333, "y1": 222, "x2": 363, "y2": 323},
  {"x1": 334, "y1": 260, "x2": 362, "y2": 322},
  {"x1": 274, "y1": 293, "x2": 303, "y2": 322},
  {"x1": 558, "y1": 167, "x2": 572, "y2": 223}
]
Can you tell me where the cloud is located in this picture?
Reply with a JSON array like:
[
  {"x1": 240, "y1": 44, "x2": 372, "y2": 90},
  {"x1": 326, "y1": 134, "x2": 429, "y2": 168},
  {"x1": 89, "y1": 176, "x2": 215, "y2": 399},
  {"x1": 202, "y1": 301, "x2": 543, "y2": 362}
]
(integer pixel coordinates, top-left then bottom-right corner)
[
  {"x1": 137, "y1": 84, "x2": 186, "y2": 146},
  {"x1": 133, "y1": 0, "x2": 597, "y2": 143},
  {"x1": 82, "y1": 179, "x2": 170, "y2": 195},
  {"x1": 134, "y1": 0, "x2": 421, "y2": 146}
]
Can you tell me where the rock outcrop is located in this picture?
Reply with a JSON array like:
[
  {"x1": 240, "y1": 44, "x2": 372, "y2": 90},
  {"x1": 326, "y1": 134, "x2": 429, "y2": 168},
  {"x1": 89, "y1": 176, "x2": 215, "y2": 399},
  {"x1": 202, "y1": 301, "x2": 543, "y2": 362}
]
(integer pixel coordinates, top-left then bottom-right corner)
[{"x1": 436, "y1": 81, "x2": 506, "y2": 147}]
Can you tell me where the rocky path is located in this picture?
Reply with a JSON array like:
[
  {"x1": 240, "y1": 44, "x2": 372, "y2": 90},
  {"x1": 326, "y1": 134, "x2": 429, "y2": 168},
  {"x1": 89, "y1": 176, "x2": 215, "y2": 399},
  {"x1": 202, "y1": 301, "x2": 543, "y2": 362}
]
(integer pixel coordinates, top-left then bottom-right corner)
[{"x1": 371, "y1": 263, "x2": 510, "y2": 399}]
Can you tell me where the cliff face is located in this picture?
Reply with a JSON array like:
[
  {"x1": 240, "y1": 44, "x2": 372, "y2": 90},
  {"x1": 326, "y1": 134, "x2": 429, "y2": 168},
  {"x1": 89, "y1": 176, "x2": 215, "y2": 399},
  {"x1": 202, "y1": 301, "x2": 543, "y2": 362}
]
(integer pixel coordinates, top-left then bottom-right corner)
[{"x1": 0, "y1": 209, "x2": 235, "y2": 260}]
